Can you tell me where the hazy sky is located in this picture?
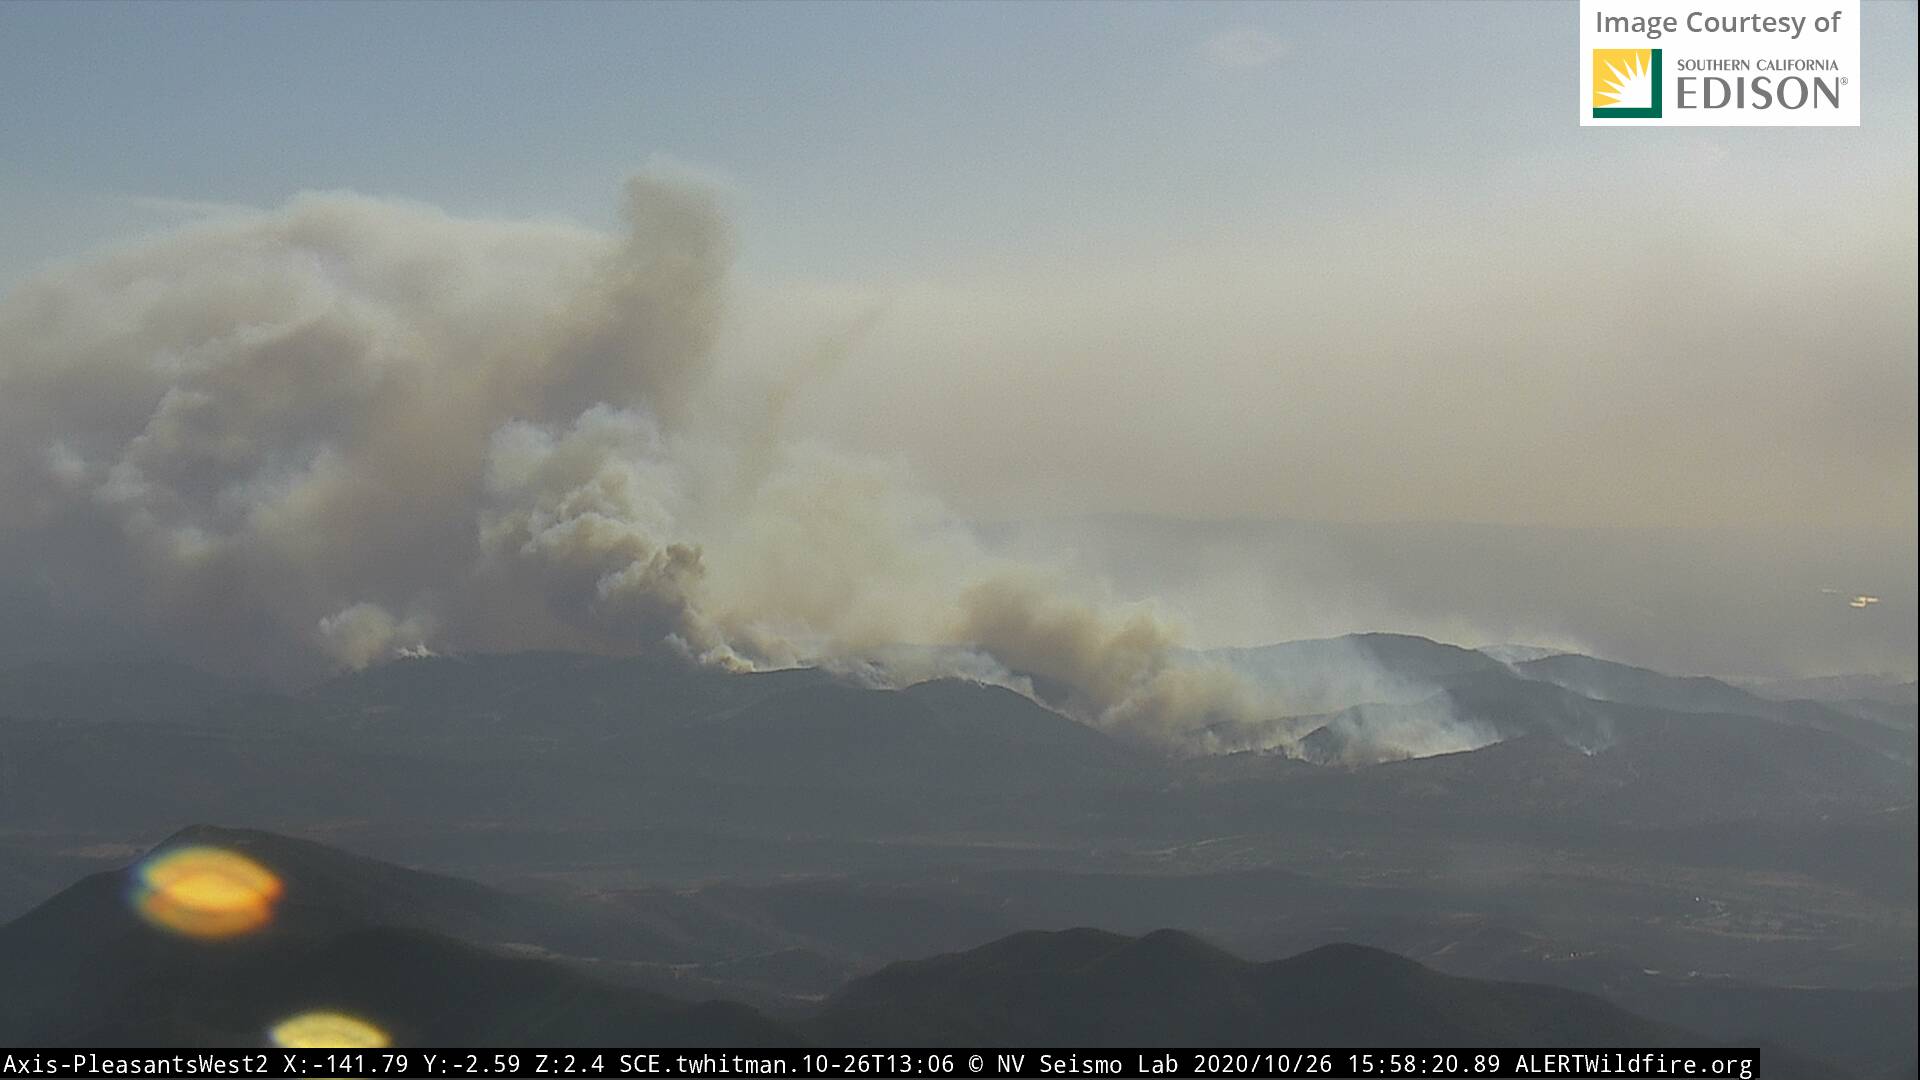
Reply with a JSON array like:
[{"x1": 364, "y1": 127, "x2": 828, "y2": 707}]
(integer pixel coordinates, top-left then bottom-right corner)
[
  {"x1": 3, "y1": 1, "x2": 1913, "y2": 536},
  {"x1": 0, "y1": 2, "x2": 1913, "y2": 680}
]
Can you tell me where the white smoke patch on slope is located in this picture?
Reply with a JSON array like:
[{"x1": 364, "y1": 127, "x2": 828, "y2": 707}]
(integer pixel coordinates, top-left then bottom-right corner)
[
  {"x1": 1295, "y1": 700, "x2": 1504, "y2": 766},
  {"x1": 0, "y1": 173, "x2": 1432, "y2": 751},
  {"x1": 317, "y1": 602, "x2": 435, "y2": 671}
]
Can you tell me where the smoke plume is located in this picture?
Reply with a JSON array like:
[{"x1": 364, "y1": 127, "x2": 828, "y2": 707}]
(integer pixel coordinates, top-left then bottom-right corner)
[{"x1": 0, "y1": 173, "x2": 1277, "y2": 745}]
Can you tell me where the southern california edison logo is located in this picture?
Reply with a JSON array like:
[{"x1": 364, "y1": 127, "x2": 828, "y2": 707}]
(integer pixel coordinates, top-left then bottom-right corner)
[{"x1": 1592, "y1": 48, "x2": 1663, "y2": 118}]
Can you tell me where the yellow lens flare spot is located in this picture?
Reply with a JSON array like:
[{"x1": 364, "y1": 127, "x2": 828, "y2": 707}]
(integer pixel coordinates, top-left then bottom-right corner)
[
  {"x1": 133, "y1": 847, "x2": 283, "y2": 939},
  {"x1": 271, "y1": 1010, "x2": 393, "y2": 1048}
]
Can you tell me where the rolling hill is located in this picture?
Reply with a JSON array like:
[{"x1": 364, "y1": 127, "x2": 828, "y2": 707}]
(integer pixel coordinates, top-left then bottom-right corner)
[
  {"x1": 812, "y1": 927, "x2": 1686, "y2": 1047},
  {"x1": 4, "y1": 828, "x2": 1842, "y2": 1060}
]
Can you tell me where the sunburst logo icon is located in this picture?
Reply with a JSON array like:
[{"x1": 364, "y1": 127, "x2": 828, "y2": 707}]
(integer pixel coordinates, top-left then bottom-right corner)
[{"x1": 1592, "y1": 48, "x2": 1662, "y2": 118}]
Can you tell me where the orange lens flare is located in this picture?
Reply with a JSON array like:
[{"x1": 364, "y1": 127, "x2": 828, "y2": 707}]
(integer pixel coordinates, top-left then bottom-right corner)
[
  {"x1": 133, "y1": 846, "x2": 282, "y2": 939},
  {"x1": 270, "y1": 1010, "x2": 392, "y2": 1048}
]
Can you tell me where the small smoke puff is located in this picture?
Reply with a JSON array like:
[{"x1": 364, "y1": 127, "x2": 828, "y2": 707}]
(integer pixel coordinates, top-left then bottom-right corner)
[{"x1": 318, "y1": 603, "x2": 432, "y2": 670}]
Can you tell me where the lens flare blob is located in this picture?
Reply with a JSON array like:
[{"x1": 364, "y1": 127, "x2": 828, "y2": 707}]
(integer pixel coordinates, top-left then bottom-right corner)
[
  {"x1": 132, "y1": 846, "x2": 282, "y2": 939},
  {"x1": 271, "y1": 1011, "x2": 392, "y2": 1048}
]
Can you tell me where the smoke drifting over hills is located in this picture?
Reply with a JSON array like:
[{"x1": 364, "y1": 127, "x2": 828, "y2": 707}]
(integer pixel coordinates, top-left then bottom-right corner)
[{"x1": 0, "y1": 174, "x2": 1273, "y2": 742}]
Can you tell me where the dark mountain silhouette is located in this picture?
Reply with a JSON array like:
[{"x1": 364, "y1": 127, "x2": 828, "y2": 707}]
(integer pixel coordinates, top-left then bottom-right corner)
[
  {"x1": 1516, "y1": 653, "x2": 1837, "y2": 719},
  {"x1": 5, "y1": 642, "x2": 1909, "y2": 839},
  {"x1": 1620, "y1": 982, "x2": 1917, "y2": 1079},
  {"x1": 811, "y1": 927, "x2": 1689, "y2": 1047},
  {"x1": 0, "y1": 822, "x2": 791, "y2": 1045},
  {"x1": 43, "y1": 923, "x2": 798, "y2": 1047},
  {"x1": 1513, "y1": 654, "x2": 1917, "y2": 762},
  {"x1": 2, "y1": 642, "x2": 1911, "y2": 1068},
  {"x1": 0, "y1": 825, "x2": 795, "y2": 1046},
  {"x1": 1197, "y1": 637, "x2": 1914, "y2": 769},
  {"x1": 1215, "y1": 632, "x2": 1507, "y2": 683},
  {"x1": 295, "y1": 650, "x2": 831, "y2": 738},
  {"x1": 1198, "y1": 702, "x2": 1916, "y2": 830},
  {"x1": 670, "y1": 678, "x2": 1153, "y2": 830},
  {"x1": 1202, "y1": 633, "x2": 1506, "y2": 722},
  {"x1": 1736, "y1": 673, "x2": 1917, "y2": 707},
  {"x1": 0, "y1": 659, "x2": 265, "y2": 726},
  {"x1": 5, "y1": 828, "x2": 1828, "y2": 1057},
  {"x1": 1294, "y1": 673, "x2": 1617, "y2": 764},
  {"x1": 811, "y1": 931, "x2": 1848, "y2": 1077},
  {"x1": 0, "y1": 825, "x2": 1035, "y2": 1022},
  {"x1": 0, "y1": 652, "x2": 1157, "y2": 836}
]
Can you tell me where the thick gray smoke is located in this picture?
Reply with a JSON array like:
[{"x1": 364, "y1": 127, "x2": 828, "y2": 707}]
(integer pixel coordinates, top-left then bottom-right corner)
[
  {"x1": 0, "y1": 179, "x2": 735, "y2": 676},
  {"x1": 0, "y1": 174, "x2": 1295, "y2": 745}
]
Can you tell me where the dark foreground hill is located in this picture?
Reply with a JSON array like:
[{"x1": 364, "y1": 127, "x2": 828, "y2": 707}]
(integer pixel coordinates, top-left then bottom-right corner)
[
  {"x1": 22, "y1": 922, "x2": 796, "y2": 1047},
  {"x1": 3, "y1": 645, "x2": 1911, "y2": 842},
  {"x1": 0, "y1": 825, "x2": 794, "y2": 1046},
  {"x1": 0, "y1": 826, "x2": 1825, "y2": 1059},
  {"x1": 0, "y1": 646, "x2": 1910, "y2": 1069},
  {"x1": 810, "y1": 928, "x2": 1686, "y2": 1048}
]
